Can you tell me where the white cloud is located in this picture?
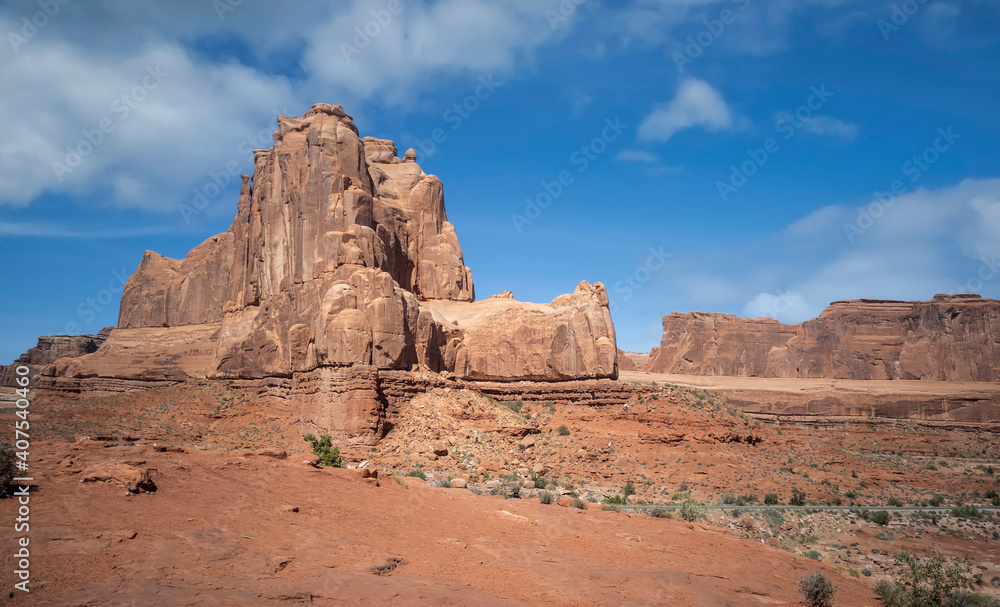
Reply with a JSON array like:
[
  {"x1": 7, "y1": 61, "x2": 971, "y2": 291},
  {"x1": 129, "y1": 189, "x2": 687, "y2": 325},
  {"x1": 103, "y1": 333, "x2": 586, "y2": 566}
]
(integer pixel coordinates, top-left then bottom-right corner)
[
  {"x1": 798, "y1": 114, "x2": 859, "y2": 139},
  {"x1": 638, "y1": 78, "x2": 732, "y2": 141},
  {"x1": 667, "y1": 178, "x2": 1000, "y2": 323},
  {"x1": 302, "y1": 0, "x2": 565, "y2": 104}
]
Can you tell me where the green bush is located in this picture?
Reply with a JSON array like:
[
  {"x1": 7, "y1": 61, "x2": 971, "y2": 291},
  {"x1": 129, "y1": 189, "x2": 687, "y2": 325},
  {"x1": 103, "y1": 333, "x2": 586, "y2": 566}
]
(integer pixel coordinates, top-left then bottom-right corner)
[
  {"x1": 951, "y1": 505, "x2": 984, "y2": 520},
  {"x1": 930, "y1": 495, "x2": 946, "y2": 507},
  {"x1": 623, "y1": 480, "x2": 636, "y2": 503},
  {"x1": 679, "y1": 499, "x2": 706, "y2": 522},
  {"x1": 406, "y1": 469, "x2": 427, "y2": 480},
  {"x1": 874, "y1": 547, "x2": 981, "y2": 607},
  {"x1": 503, "y1": 400, "x2": 522, "y2": 413},
  {"x1": 763, "y1": 508, "x2": 785, "y2": 527},
  {"x1": 805, "y1": 550, "x2": 823, "y2": 561},
  {"x1": 799, "y1": 571, "x2": 837, "y2": 607},
  {"x1": 570, "y1": 498, "x2": 587, "y2": 510},
  {"x1": 0, "y1": 442, "x2": 17, "y2": 497},
  {"x1": 304, "y1": 433, "x2": 341, "y2": 467},
  {"x1": 557, "y1": 425, "x2": 570, "y2": 436},
  {"x1": 889, "y1": 497, "x2": 904, "y2": 507},
  {"x1": 764, "y1": 492, "x2": 779, "y2": 505},
  {"x1": 538, "y1": 491, "x2": 554, "y2": 504},
  {"x1": 875, "y1": 532, "x2": 895, "y2": 542},
  {"x1": 790, "y1": 488, "x2": 807, "y2": 506},
  {"x1": 604, "y1": 495, "x2": 627, "y2": 506},
  {"x1": 872, "y1": 511, "x2": 891, "y2": 526}
]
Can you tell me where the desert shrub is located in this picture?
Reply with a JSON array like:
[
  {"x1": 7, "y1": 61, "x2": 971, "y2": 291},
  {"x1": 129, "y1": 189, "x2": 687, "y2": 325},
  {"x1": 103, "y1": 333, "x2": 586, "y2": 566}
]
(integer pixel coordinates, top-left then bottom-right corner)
[
  {"x1": 406, "y1": 469, "x2": 427, "y2": 480},
  {"x1": 805, "y1": 550, "x2": 823, "y2": 561},
  {"x1": 538, "y1": 491, "x2": 554, "y2": 505},
  {"x1": 874, "y1": 547, "x2": 978, "y2": 607},
  {"x1": 763, "y1": 508, "x2": 785, "y2": 527},
  {"x1": 722, "y1": 493, "x2": 738, "y2": 505},
  {"x1": 799, "y1": 571, "x2": 837, "y2": 607},
  {"x1": 951, "y1": 505, "x2": 984, "y2": 520},
  {"x1": 650, "y1": 505, "x2": 672, "y2": 519},
  {"x1": 930, "y1": 495, "x2": 946, "y2": 507},
  {"x1": 570, "y1": 498, "x2": 587, "y2": 510},
  {"x1": 532, "y1": 475, "x2": 548, "y2": 490},
  {"x1": 0, "y1": 442, "x2": 16, "y2": 497},
  {"x1": 503, "y1": 400, "x2": 522, "y2": 413},
  {"x1": 679, "y1": 499, "x2": 706, "y2": 522},
  {"x1": 437, "y1": 478, "x2": 453, "y2": 489},
  {"x1": 303, "y1": 433, "x2": 341, "y2": 467},
  {"x1": 737, "y1": 494, "x2": 758, "y2": 506},
  {"x1": 790, "y1": 488, "x2": 808, "y2": 506},
  {"x1": 601, "y1": 504, "x2": 621, "y2": 512},
  {"x1": 623, "y1": 481, "x2": 636, "y2": 502},
  {"x1": 604, "y1": 495, "x2": 627, "y2": 506},
  {"x1": 875, "y1": 532, "x2": 895, "y2": 542},
  {"x1": 889, "y1": 497, "x2": 904, "y2": 507},
  {"x1": 764, "y1": 492, "x2": 779, "y2": 505},
  {"x1": 987, "y1": 491, "x2": 1000, "y2": 507},
  {"x1": 557, "y1": 425, "x2": 570, "y2": 436},
  {"x1": 872, "y1": 511, "x2": 891, "y2": 526}
]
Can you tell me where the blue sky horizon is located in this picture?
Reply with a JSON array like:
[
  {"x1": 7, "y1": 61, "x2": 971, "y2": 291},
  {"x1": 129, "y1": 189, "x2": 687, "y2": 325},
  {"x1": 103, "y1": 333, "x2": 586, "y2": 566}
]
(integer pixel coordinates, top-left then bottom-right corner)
[{"x1": 1, "y1": 0, "x2": 999, "y2": 362}]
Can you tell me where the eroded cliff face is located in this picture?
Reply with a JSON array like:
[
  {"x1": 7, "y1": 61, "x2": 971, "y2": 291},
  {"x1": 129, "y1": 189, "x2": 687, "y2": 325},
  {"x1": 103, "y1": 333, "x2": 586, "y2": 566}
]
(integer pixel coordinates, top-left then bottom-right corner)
[
  {"x1": 647, "y1": 294, "x2": 1000, "y2": 381},
  {"x1": 50, "y1": 103, "x2": 617, "y2": 400}
]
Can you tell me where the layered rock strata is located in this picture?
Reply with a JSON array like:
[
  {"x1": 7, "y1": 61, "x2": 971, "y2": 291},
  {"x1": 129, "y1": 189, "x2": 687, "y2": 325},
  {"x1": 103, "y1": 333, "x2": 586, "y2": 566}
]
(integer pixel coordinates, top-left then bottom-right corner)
[{"x1": 647, "y1": 294, "x2": 999, "y2": 381}]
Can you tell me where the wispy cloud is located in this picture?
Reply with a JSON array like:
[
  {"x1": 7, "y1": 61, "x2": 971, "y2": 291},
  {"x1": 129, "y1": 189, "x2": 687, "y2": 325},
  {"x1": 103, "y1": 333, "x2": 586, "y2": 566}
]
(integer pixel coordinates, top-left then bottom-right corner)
[
  {"x1": 798, "y1": 114, "x2": 859, "y2": 139},
  {"x1": 0, "y1": 221, "x2": 172, "y2": 239},
  {"x1": 638, "y1": 78, "x2": 733, "y2": 142}
]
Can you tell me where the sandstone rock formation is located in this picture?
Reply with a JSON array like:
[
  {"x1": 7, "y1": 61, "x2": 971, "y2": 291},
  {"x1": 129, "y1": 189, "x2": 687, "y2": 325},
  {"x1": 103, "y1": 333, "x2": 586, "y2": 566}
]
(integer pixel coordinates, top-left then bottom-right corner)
[
  {"x1": 0, "y1": 329, "x2": 111, "y2": 386},
  {"x1": 646, "y1": 294, "x2": 1000, "y2": 381},
  {"x1": 40, "y1": 103, "x2": 618, "y2": 443}
]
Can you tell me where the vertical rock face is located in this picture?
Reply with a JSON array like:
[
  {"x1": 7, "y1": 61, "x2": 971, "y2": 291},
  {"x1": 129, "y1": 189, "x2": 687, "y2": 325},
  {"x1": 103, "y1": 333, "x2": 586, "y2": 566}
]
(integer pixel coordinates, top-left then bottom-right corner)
[
  {"x1": 0, "y1": 330, "x2": 112, "y2": 386},
  {"x1": 646, "y1": 294, "x2": 1000, "y2": 381},
  {"x1": 57, "y1": 103, "x2": 615, "y2": 390}
]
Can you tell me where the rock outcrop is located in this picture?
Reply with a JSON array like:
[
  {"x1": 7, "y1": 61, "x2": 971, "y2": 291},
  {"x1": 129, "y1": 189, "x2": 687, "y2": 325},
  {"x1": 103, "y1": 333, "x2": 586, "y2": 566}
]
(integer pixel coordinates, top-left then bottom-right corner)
[
  {"x1": 40, "y1": 103, "x2": 618, "y2": 443},
  {"x1": 1, "y1": 329, "x2": 111, "y2": 386},
  {"x1": 647, "y1": 294, "x2": 1000, "y2": 381}
]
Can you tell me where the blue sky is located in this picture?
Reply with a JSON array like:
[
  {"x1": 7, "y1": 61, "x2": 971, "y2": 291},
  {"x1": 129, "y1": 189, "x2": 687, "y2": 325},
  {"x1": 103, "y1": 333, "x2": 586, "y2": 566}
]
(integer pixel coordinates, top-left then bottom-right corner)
[{"x1": 1, "y1": 0, "x2": 998, "y2": 362}]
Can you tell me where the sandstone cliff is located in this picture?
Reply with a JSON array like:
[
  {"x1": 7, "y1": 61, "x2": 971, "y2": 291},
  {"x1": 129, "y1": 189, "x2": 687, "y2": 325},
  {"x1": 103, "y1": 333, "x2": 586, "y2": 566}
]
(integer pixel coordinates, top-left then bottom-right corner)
[
  {"x1": 646, "y1": 294, "x2": 999, "y2": 381},
  {"x1": 47, "y1": 103, "x2": 617, "y2": 406},
  {"x1": 1, "y1": 329, "x2": 111, "y2": 386}
]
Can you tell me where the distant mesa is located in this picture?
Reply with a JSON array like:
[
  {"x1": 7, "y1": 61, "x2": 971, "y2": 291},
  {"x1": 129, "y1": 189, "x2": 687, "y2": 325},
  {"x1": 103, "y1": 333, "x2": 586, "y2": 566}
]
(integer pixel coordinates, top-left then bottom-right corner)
[{"x1": 645, "y1": 293, "x2": 1000, "y2": 381}]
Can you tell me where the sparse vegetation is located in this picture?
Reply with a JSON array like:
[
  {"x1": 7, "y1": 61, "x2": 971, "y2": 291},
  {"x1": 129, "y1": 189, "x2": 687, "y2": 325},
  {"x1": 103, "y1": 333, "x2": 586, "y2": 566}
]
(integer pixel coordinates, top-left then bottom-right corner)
[
  {"x1": 791, "y1": 488, "x2": 808, "y2": 506},
  {"x1": 538, "y1": 491, "x2": 554, "y2": 504},
  {"x1": 799, "y1": 571, "x2": 837, "y2": 607},
  {"x1": 872, "y1": 511, "x2": 891, "y2": 526},
  {"x1": 303, "y1": 433, "x2": 341, "y2": 467},
  {"x1": 557, "y1": 424, "x2": 570, "y2": 436},
  {"x1": 406, "y1": 469, "x2": 427, "y2": 480},
  {"x1": 951, "y1": 505, "x2": 984, "y2": 520},
  {"x1": 679, "y1": 499, "x2": 706, "y2": 522},
  {"x1": 0, "y1": 442, "x2": 16, "y2": 496},
  {"x1": 570, "y1": 498, "x2": 587, "y2": 510},
  {"x1": 874, "y1": 547, "x2": 988, "y2": 607},
  {"x1": 650, "y1": 505, "x2": 672, "y2": 519},
  {"x1": 764, "y1": 492, "x2": 779, "y2": 505}
]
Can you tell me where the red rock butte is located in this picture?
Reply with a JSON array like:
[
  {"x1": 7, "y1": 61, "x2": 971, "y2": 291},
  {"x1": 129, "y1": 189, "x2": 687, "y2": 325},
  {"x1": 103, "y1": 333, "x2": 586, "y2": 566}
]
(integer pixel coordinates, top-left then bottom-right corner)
[
  {"x1": 646, "y1": 294, "x2": 1000, "y2": 381},
  {"x1": 38, "y1": 103, "x2": 619, "y2": 444}
]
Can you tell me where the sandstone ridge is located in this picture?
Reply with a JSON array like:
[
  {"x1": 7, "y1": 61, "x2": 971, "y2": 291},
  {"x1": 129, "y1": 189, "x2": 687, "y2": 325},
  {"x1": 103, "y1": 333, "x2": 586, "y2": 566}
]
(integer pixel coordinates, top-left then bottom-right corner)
[{"x1": 646, "y1": 294, "x2": 1000, "y2": 381}]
